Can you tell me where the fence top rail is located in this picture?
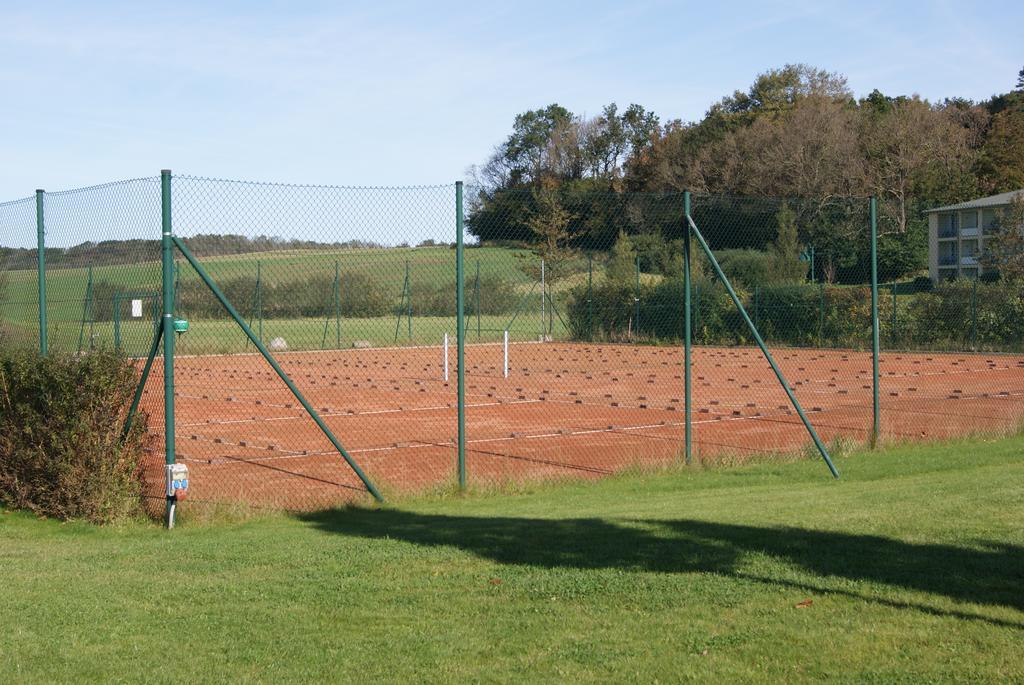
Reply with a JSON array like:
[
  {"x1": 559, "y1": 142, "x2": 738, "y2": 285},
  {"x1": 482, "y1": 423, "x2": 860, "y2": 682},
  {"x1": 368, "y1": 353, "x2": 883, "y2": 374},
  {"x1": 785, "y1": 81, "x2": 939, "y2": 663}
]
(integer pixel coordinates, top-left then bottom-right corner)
[
  {"x1": 173, "y1": 174, "x2": 456, "y2": 192},
  {"x1": 689, "y1": 192, "x2": 872, "y2": 203},
  {"x1": 0, "y1": 195, "x2": 35, "y2": 208},
  {"x1": 40, "y1": 176, "x2": 161, "y2": 199}
]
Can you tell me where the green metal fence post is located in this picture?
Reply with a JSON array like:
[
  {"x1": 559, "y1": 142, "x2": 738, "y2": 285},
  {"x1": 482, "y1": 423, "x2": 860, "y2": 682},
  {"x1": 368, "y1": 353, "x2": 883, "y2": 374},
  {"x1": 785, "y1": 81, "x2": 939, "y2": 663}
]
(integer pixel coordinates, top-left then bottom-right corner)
[
  {"x1": 693, "y1": 284, "x2": 700, "y2": 340},
  {"x1": 683, "y1": 191, "x2": 692, "y2": 465},
  {"x1": 870, "y1": 197, "x2": 881, "y2": 448},
  {"x1": 587, "y1": 254, "x2": 594, "y2": 340},
  {"x1": 247, "y1": 261, "x2": 259, "y2": 350},
  {"x1": 335, "y1": 260, "x2": 341, "y2": 349},
  {"x1": 322, "y1": 262, "x2": 341, "y2": 350},
  {"x1": 475, "y1": 260, "x2": 481, "y2": 340},
  {"x1": 456, "y1": 182, "x2": 467, "y2": 490},
  {"x1": 257, "y1": 260, "x2": 263, "y2": 343},
  {"x1": 78, "y1": 265, "x2": 94, "y2": 353},
  {"x1": 88, "y1": 266, "x2": 95, "y2": 349},
  {"x1": 754, "y1": 285, "x2": 760, "y2": 330},
  {"x1": 634, "y1": 252, "x2": 641, "y2": 336},
  {"x1": 818, "y1": 283, "x2": 825, "y2": 347},
  {"x1": 161, "y1": 170, "x2": 177, "y2": 528},
  {"x1": 540, "y1": 258, "x2": 546, "y2": 341},
  {"x1": 35, "y1": 189, "x2": 46, "y2": 355},
  {"x1": 114, "y1": 294, "x2": 122, "y2": 351},
  {"x1": 173, "y1": 261, "x2": 181, "y2": 315},
  {"x1": 395, "y1": 260, "x2": 412, "y2": 342},
  {"x1": 891, "y1": 281, "x2": 897, "y2": 347},
  {"x1": 970, "y1": 276, "x2": 978, "y2": 349},
  {"x1": 685, "y1": 211, "x2": 839, "y2": 479}
]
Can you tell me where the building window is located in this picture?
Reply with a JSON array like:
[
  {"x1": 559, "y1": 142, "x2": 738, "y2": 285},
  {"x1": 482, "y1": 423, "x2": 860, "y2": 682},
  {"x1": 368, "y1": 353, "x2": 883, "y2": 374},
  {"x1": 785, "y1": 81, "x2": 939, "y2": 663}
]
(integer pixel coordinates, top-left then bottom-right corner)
[
  {"x1": 938, "y1": 242, "x2": 958, "y2": 265},
  {"x1": 960, "y1": 210, "x2": 978, "y2": 230},
  {"x1": 938, "y1": 213, "x2": 958, "y2": 238},
  {"x1": 982, "y1": 208, "x2": 998, "y2": 233},
  {"x1": 962, "y1": 239, "x2": 979, "y2": 257}
]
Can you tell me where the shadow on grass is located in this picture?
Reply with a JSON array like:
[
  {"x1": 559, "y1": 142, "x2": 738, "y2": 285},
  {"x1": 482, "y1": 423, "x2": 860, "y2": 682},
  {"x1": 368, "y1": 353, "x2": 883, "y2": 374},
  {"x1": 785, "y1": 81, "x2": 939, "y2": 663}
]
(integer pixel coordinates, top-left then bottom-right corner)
[{"x1": 299, "y1": 509, "x2": 1024, "y2": 628}]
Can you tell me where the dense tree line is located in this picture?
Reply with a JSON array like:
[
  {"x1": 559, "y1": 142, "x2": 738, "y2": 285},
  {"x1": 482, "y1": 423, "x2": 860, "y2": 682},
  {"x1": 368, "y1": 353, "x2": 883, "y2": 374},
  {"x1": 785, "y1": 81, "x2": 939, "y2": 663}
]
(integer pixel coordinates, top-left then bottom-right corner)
[{"x1": 467, "y1": 64, "x2": 1024, "y2": 283}]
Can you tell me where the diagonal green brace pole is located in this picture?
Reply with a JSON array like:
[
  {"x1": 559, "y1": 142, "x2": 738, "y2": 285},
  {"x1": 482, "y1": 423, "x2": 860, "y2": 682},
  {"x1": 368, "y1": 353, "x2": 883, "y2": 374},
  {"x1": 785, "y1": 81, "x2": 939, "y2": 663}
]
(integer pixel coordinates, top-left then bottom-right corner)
[
  {"x1": 171, "y1": 235, "x2": 384, "y2": 502},
  {"x1": 685, "y1": 211, "x2": 839, "y2": 478},
  {"x1": 544, "y1": 289, "x2": 569, "y2": 335},
  {"x1": 121, "y1": 323, "x2": 163, "y2": 443}
]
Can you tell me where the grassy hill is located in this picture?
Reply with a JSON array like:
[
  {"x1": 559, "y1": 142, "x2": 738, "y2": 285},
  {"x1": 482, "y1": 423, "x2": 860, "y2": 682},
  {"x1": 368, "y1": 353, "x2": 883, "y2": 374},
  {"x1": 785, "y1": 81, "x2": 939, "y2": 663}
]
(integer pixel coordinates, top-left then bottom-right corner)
[{"x1": 2, "y1": 244, "x2": 595, "y2": 353}]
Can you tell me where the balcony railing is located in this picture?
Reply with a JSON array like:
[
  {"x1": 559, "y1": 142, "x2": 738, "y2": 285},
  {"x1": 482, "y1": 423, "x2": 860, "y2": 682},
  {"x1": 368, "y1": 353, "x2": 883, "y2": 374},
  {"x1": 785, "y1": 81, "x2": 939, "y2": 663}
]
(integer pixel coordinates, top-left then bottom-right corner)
[
  {"x1": 960, "y1": 227, "x2": 979, "y2": 238},
  {"x1": 938, "y1": 228, "x2": 957, "y2": 239}
]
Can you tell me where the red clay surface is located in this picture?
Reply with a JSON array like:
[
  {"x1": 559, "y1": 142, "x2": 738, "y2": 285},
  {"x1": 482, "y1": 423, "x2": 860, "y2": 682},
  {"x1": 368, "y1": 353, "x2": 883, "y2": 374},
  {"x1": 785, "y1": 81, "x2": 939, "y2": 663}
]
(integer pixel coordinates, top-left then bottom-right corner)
[{"x1": 137, "y1": 342, "x2": 1024, "y2": 510}]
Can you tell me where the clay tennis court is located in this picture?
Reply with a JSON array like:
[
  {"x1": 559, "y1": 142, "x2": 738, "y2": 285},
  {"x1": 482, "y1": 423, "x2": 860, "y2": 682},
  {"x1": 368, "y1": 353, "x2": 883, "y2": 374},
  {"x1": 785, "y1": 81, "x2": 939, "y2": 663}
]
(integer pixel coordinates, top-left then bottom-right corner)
[{"x1": 137, "y1": 342, "x2": 1024, "y2": 510}]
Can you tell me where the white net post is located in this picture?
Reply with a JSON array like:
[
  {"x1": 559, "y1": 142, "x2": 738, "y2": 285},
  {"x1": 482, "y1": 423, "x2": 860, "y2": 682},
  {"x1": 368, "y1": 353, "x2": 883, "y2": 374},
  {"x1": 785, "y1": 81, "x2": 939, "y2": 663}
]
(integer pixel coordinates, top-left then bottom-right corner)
[
  {"x1": 503, "y1": 329, "x2": 509, "y2": 379},
  {"x1": 443, "y1": 332, "x2": 449, "y2": 382}
]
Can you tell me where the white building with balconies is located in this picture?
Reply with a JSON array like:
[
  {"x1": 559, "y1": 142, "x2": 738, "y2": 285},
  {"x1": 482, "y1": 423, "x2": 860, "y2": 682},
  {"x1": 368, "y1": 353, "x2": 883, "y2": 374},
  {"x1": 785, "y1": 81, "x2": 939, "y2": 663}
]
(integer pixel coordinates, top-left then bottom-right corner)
[{"x1": 926, "y1": 189, "x2": 1024, "y2": 282}]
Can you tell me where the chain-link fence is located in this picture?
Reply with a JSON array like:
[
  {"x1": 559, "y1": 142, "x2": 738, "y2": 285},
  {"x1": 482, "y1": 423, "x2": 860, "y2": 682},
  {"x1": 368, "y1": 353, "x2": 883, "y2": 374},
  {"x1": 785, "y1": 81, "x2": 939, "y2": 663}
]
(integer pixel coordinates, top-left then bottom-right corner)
[
  {"x1": 0, "y1": 195, "x2": 39, "y2": 351},
  {"x1": 2, "y1": 174, "x2": 1023, "y2": 517}
]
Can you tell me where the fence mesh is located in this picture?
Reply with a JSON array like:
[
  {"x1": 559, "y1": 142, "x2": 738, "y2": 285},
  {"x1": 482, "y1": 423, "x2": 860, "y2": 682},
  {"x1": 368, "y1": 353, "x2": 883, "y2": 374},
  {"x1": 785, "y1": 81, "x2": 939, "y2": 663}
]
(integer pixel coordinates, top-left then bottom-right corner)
[
  {"x1": 0, "y1": 196, "x2": 39, "y2": 351},
  {"x1": 1, "y1": 174, "x2": 1022, "y2": 514}
]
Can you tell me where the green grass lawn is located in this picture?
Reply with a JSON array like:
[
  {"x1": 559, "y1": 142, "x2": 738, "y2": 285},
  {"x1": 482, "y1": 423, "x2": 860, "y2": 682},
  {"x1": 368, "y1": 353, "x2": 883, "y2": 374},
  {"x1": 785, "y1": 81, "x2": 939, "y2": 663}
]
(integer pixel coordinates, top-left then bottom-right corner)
[{"x1": 2, "y1": 436, "x2": 1023, "y2": 683}]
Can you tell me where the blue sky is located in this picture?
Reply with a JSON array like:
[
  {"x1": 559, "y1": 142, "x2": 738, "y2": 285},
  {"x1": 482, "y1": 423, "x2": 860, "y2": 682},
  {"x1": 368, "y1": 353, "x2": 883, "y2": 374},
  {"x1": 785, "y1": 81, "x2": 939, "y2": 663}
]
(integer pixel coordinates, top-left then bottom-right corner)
[{"x1": 0, "y1": 0, "x2": 1021, "y2": 200}]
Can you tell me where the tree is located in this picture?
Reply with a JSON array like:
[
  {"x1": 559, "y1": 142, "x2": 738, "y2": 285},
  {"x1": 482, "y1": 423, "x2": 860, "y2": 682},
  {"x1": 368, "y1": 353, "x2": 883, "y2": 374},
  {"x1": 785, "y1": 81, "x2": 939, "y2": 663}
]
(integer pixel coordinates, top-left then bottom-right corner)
[
  {"x1": 711, "y1": 64, "x2": 851, "y2": 118},
  {"x1": 982, "y1": 196, "x2": 1024, "y2": 282},
  {"x1": 517, "y1": 179, "x2": 577, "y2": 285},
  {"x1": 862, "y1": 97, "x2": 976, "y2": 235},
  {"x1": 771, "y1": 203, "x2": 806, "y2": 282},
  {"x1": 977, "y1": 108, "x2": 1024, "y2": 191},
  {"x1": 605, "y1": 231, "x2": 637, "y2": 287},
  {"x1": 481, "y1": 104, "x2": 574, "y2": 188}
]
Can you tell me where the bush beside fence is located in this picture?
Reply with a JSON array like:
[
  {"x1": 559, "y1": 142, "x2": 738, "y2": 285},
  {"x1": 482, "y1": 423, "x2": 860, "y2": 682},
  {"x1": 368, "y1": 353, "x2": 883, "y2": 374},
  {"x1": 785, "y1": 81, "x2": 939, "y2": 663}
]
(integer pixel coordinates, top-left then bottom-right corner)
[{"x1": 0, "y1": 349, "x2": 149, "y2": 523}]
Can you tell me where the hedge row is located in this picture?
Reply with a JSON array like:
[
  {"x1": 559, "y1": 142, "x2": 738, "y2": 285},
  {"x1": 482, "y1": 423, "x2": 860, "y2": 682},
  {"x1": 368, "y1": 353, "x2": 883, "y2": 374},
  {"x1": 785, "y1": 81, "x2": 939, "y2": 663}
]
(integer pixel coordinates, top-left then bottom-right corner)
[
  {"x1": 85, "y1": 272, "x2": 521, "y2": 321},
  {"x1": 566, "y1": 279, "x2": 1024, "y2": 352}
]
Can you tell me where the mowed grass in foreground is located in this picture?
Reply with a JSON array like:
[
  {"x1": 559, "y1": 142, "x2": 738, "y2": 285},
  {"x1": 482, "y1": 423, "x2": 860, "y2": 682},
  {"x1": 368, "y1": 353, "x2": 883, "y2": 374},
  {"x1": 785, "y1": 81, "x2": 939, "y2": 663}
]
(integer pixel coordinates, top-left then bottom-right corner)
[{"x1": 2, "y1": 436, "x2": 1023, "y2": 683}]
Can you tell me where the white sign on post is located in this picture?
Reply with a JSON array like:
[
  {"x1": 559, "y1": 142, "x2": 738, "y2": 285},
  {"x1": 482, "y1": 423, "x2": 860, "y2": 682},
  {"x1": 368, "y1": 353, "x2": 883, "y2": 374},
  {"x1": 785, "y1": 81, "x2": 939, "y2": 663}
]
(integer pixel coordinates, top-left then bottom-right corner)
[{"x1": 131, "y1": 299, "x2": 143, "y2": 318}]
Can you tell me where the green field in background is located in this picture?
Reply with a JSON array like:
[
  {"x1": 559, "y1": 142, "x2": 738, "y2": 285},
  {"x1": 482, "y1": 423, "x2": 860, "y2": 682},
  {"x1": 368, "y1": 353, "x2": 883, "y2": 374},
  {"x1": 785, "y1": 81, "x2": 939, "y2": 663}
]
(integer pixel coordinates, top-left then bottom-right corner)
[
  {"x1": 28, "y1": 313, "x2": 571, "y2": 356},
  {"x1": 1, "y1": 245, "x2": 598, "y2": 326}
]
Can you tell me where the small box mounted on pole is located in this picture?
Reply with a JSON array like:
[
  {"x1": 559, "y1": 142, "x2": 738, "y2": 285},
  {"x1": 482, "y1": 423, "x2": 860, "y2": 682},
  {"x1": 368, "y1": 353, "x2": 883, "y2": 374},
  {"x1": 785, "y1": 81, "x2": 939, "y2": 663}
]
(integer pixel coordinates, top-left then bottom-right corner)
[{"x1": 166, "y1": 463, "x2": 189, "y2": 499}]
